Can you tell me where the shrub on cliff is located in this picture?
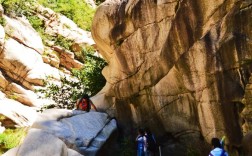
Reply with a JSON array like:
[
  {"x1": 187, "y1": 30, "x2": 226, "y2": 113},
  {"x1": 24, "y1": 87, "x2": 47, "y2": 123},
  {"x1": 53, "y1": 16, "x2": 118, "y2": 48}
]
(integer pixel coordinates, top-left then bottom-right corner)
[
  {"x1": 72, "y1": 46, "x2": 107, "y2": 96},
  {"x1": 1, "y1": 0, "x2": 95, "y2": 31},
  {"x1": 38, "y1": 0, "x2": 95, "y2": 31},
  {"x1": 0, "y1": 128, "x2": 28, "y2": 154},
  {"x1": 37, "y1": 46, "x2": 107, "y2": 110}
]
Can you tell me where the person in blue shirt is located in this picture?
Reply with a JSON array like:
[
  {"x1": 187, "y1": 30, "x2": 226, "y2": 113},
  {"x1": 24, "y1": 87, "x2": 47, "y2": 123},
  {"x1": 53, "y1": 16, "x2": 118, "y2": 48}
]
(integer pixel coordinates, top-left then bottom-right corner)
[
  {"x1": 209, "y1": 137, "x2": 228, "y2": 156},
  {"x1": 136, "y1": 128, "x2": 147, "y2": 156}
]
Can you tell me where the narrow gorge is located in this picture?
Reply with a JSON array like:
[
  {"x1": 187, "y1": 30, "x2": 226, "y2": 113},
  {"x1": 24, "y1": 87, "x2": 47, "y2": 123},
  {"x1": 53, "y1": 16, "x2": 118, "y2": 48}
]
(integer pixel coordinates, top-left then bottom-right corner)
[{"x1": 0, "y1": 0, "x2": 252, "y2": 155}]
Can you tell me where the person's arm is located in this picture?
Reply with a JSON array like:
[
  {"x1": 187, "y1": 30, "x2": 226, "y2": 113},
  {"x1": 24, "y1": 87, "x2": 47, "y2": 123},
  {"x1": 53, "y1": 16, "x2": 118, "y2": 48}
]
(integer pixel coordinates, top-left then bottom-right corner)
[
  {"x1": 76, "y1": 99, "x2": 80, "y2": 109},
  {"x1": 90, "y1": 100, "x2": 98, "y2": 111},
  {"x1": 143, "y1": 136, "x2": 147, "y2": 151},
  {"x1": 152, "y1": 134, "x2": 157, "y2": 143},
  {"x1": 136, "y1": 135, "x2": 139, "y2": 141}
]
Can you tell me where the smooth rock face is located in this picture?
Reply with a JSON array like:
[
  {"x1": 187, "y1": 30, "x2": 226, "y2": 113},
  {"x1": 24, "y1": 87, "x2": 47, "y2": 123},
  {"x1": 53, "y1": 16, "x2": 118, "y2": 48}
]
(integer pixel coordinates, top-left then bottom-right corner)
[
  {"x1": 242, "y1": 132, "x2": 252, "y2": 156},
  {"x1": 4, "y1": 16, "x2": 44, "y2": 54},
  {"x1": 92, "y1": 0, "x2": 252, "y2": 153},
  {"x1": 0, "y1": 98, "x2": 38, "y2": 127},
  {"x1": 3, "y1": 109, "x2": 117, "y2": 156}
]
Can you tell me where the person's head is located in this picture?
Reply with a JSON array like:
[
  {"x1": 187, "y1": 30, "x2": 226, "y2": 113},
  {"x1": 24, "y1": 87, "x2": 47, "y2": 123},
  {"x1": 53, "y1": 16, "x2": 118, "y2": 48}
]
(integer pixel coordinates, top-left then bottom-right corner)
[
  {"x1": 211, "y1": 138, "x2": 222, "y2": 148},
  {"x1": 82, "y1": 94, "x2": 89, "y2": 99},
  {"x1": 138, "y1": 128, "x2": 145, "y2": 136},
  {"x1": 145, "y1": 127, "x2": 152, "y2": 135}
]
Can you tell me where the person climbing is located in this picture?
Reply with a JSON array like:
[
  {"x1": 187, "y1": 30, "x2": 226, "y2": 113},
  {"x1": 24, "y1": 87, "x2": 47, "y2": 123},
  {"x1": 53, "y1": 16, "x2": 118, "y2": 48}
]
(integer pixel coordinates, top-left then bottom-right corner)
[
  {"x1": 209, "y1": 137, "x2": 228, "y2": 156},
  {"x1": 136, "y1": 128, "x2": 147, "y2": 156},
  {"x1": 76, "y1": 94, "x2": 97, "y2": 112},
  {"x1": 145, "y1": 128, "x2": 158, "y2": 156}
]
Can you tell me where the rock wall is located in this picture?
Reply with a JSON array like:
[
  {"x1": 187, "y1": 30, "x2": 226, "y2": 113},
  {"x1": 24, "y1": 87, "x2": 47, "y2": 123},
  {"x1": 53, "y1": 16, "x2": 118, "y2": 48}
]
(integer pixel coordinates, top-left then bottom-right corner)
[
  {"x1": 92, "y1": 0, "x2": 252, "y2": 153},
  {"x1": 0, "y1": 3, "x2": 94, "y2": 128}
]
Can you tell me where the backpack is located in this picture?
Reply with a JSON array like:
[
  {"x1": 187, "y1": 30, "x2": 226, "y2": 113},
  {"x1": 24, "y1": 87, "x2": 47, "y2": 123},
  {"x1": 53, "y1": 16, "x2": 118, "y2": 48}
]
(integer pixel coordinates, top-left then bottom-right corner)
[
  {"x1": 146, "y1": 134, "x2": 158, "y2": 152},
  {"x1": 77, "y1": 97, "x2": 91, "y2": 112}
]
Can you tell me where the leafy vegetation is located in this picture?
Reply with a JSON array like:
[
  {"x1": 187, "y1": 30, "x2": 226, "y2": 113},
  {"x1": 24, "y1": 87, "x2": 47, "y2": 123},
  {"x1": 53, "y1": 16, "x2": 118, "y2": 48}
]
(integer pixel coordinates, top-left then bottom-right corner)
[
  {"x1": 0, "y1": 0, "x2": 36, "y2": 17},
  {"x1": 37, "y1": 46, "x2": 107, "y2": 110},
  {"x1": 38, "y1": 0, "x2": 95, "y2": 31},
  {"x1": 0, "y1": 128, "x2": 28, "y2": 154},
  {"x1": 94, "y1": 0, "x2": 105, "y2": 5},
  {"x1": 27, "y1": 15, "x2": 44, "y2": 30},
  {"x1": 1, "y1": 0, "x2": 95, "y2": 31},
  {"x1": 0, "y1": 17, "x2": 6, "y2": 27},
  {"x1": 54, "y1": 35, "x2": 73, "y2": 50},
  {"x1": 37, "y1": 76, "x2": 84, "y2": 110},
  {"x1": 72, "y1": 46, "x2": 107, "y2": 95}
]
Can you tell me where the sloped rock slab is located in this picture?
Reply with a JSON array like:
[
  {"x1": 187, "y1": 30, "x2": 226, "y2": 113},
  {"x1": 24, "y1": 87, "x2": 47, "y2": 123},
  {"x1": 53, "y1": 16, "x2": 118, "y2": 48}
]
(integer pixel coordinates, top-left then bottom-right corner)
[
  {"x1": 4, "y1": 109, "x2": 117, "y2": 156},
  {"x1": 4, "y1": 129, "x2": 83, "y2": 156}
]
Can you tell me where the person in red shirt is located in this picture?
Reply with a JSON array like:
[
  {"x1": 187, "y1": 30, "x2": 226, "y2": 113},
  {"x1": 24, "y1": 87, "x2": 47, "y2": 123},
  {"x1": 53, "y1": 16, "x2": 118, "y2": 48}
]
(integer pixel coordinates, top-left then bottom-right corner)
[{"x1": 76, "y1": 94, "x2": 97, "y2": 112}]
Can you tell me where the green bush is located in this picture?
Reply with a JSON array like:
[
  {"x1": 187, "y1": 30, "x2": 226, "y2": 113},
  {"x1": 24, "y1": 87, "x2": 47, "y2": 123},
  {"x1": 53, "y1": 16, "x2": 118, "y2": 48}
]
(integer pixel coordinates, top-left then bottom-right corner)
[
  {"x1": 0, "y1": 0, "x2": 36, "y2": 17},
  {"x1": 0, "y1": 128, "x2": 28, "y2": 154},
  {"x1": 0, "y1": 17, "x2": 6, "y2": 27},
  {"x1": 37, "y1": 76, "x2": 84, "y2": 110},
  {"x1": 72, "y1": 46, "x2": 107, "y2": 96},
  {"x1": 37, "y1": 47, "x2": 107, "y2": 110},
  {"x1": 94, "y1": 0, "x2": 105, "y2": 5},
  {"x1": 54, "y1": 35, "x2": 73, "y2": 50},
  {"x1": 27, "y1": 15, "x2": 44, "y2": 30},
  {"x1": 38, "y1": 0, "x2": 95, "y2": 31}
]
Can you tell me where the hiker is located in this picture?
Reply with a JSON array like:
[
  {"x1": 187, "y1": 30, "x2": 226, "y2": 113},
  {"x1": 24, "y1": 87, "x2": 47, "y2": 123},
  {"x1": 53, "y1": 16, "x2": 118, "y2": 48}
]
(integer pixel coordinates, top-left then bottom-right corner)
[
  {"x1": 76, "y1": 94, "x2": 97, "y2": 112},
  {"x1": 209, "y1": 138, "x2": 228, "y2": 156},
  {"x1": 145, "y1": 128, "x2": 158, "y2": 156},
  {"x1": 136, "y1": 128, "x2": 147, "y2": 156}
]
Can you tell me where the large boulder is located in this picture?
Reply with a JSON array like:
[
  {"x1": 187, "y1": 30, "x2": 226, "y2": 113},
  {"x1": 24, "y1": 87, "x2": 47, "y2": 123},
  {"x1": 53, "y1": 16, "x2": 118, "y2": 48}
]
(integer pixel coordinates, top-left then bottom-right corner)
[
  {"x1": 3, "y1": 109, "x2": 117, "y2": 156},
  {"x1": 4, "y1": 15, "x2": 44, "y2": 54},
  {"x1": 0, "y1": 98, "x2": 38, "y2": 127},
  {"x1": 3, "y1": 129, "x2": 83, "y2": 156},
  {"x1": 0, "y1": 38, "x2": 60, "y2": 89},
  {"x1": 92, "y1": 0, "x2": 252, "y2": 154}
]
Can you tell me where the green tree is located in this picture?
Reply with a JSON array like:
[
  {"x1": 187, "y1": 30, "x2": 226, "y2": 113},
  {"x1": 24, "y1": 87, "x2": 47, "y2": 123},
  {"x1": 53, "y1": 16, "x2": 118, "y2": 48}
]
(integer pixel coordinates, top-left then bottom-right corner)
[{"x1": 72, "y1": 47, "x2": 107, "y2": 96}]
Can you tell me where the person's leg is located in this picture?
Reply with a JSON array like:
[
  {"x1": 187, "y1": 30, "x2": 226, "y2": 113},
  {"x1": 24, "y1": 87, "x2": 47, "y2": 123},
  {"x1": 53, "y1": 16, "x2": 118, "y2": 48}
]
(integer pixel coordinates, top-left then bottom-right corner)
[{"x1": 137, "y1": 150, "x2": 143, "y2": 156}]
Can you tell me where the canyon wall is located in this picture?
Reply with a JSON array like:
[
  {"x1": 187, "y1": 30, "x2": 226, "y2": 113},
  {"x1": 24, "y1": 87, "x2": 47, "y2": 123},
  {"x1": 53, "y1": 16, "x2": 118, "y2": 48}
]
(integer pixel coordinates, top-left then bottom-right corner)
[{"x1": 92, "y1": 0, "x2": 252, "y2": 153}]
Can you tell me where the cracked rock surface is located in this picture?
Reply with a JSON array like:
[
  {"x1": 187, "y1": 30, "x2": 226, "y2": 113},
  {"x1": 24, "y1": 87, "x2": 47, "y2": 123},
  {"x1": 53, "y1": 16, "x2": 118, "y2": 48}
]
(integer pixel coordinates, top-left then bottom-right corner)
[{"x1": 92, "y1": 0, "x2": 252, "y2": 154}]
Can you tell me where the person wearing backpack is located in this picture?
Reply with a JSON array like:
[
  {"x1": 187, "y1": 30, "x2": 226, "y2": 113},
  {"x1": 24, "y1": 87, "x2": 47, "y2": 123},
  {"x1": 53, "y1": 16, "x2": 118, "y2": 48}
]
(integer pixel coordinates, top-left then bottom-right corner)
[
  {"x1": 136, "y1": 128, "x2": 147, "y2": 156},
  {"x1": 145, "y1": 128, "x2": 158, "y2": 156},
  {"x1": 76, "y1": 94, "x2": 97, "y2": 112},
  {"x1": 209, "y1": 138, "x2": 228, "y2": 156}
]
